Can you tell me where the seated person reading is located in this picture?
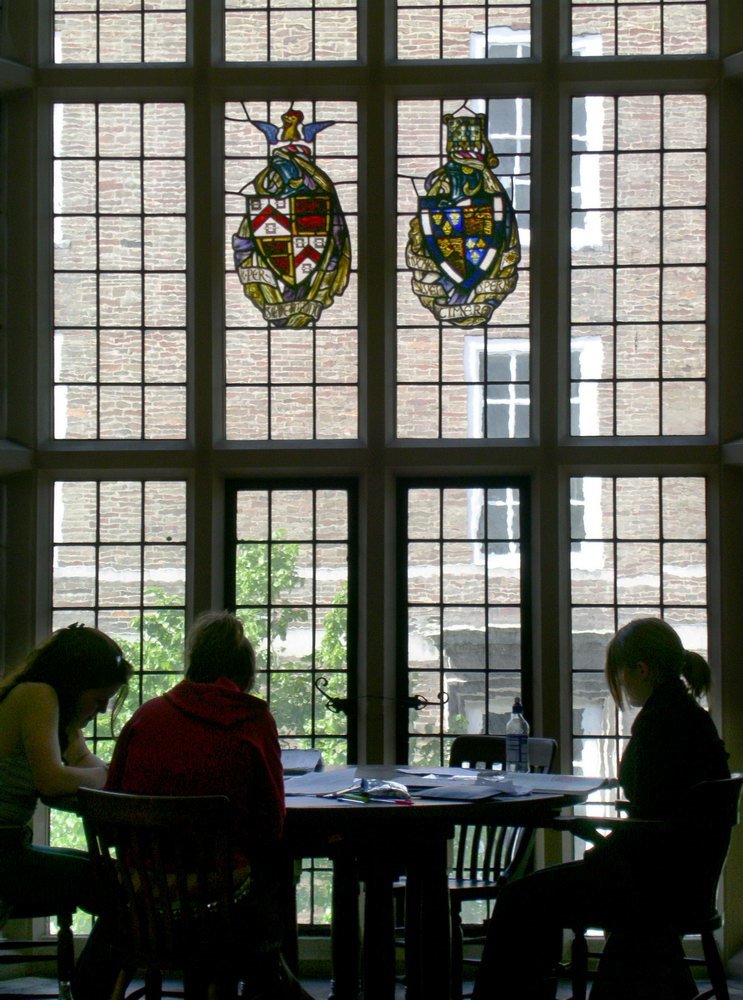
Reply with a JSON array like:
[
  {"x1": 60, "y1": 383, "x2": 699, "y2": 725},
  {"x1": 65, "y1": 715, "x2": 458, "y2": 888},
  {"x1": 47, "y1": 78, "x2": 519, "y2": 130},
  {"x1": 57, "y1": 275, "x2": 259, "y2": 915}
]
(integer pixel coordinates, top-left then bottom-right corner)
[
  {"x1": 0, "y1": 624, "x2": 132, "y2": 996},
  {"x1": 104, "y1": 611, "x2": 311, "y2": 1000},
  {"x1": 471, "y1": 617, "x2": 730, "y2": 1000}
]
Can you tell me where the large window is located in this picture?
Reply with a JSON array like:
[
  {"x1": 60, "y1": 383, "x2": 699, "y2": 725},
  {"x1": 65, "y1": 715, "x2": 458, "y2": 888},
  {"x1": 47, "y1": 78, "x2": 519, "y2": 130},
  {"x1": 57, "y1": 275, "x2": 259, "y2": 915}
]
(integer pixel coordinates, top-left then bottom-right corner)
[{"x1": 3, "y1": 0, "x2": 741, "y2": 939}]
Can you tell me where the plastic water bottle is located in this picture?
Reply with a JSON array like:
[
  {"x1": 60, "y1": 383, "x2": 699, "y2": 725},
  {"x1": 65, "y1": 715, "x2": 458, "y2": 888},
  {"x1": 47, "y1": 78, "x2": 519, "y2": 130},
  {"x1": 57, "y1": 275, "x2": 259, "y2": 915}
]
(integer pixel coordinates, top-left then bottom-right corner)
[{"x1": 505, "y1": 697, "x2": 530, "y2": 772}]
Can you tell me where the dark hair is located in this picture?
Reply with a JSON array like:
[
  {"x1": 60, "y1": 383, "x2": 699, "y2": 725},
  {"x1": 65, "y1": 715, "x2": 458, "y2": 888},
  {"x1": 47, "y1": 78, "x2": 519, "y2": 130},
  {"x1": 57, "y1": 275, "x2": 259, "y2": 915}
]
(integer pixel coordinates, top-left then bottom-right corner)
[
  {"x1": 185, "y1": 611, "x2": 255, "y2": 690},
  {"x1": 0, "y1": 624, "x2": 133, "y2": 751},
  {"x1": 605, "y1": 617, "x2": 711, "y2": 707}
]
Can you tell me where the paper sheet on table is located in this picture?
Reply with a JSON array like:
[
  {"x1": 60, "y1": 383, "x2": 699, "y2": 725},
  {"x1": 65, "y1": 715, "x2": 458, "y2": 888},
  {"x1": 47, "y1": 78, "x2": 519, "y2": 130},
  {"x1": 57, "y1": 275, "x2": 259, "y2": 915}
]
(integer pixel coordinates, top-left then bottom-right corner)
[
  {"x1": 416, "y1": 780, "x2": 529, "y2": 800},
  {"x1": 396, "y1": 766, "x2": 479, "y2": 782},
  {"x1": 398, "y1": 768, "x2": 608, "y2": 795},
  {"x1": 281, "y1": 748, "x2": 324, "y2": 775},
  {"x1": 284, "y1": 767, "x2": 358, "y2": 796},
  {"x1": 392, "y1": 767, "x2": 480, "y2": 789},
  {"x1": 503, "y1": 773, "x2": 608, "y2": 794}
]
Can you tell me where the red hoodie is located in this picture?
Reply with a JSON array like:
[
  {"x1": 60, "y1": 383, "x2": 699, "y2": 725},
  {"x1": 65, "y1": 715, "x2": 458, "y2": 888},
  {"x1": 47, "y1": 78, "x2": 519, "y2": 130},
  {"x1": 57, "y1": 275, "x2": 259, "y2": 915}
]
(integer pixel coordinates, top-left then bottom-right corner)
[{"x1": 107, "y1": 677, "x2": 285, "y2": 865}]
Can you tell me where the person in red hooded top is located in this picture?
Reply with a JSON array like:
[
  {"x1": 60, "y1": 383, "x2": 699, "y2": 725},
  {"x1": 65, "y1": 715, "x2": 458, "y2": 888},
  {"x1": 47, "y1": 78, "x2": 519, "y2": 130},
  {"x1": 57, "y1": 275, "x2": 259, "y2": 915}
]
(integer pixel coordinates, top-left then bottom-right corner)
[
  {"x1": 74, "y1": 611, "x2": 312, "y2": 1000},
  {"x1": 107, "y1": 610, "x2": 285, "y2": 869}
]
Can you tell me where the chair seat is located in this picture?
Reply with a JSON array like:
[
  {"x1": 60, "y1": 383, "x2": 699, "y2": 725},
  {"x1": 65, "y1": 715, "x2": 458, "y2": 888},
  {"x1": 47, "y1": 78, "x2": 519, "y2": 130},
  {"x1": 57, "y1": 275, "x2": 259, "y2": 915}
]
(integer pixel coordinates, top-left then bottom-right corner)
[
  {"x1": 577, "y1": 908, "x2": 722, "y2": 937},
  {"x1": 448, "y1": 876, "x2": 506, "y2": 899}
]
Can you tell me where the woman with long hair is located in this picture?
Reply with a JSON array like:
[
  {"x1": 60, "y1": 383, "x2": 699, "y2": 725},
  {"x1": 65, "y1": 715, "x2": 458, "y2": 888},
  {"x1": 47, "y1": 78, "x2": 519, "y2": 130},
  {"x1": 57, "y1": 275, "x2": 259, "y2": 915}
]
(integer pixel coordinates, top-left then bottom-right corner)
[
  {"x1": 0, "y1": 623, "x2": 131, "y2": 923},
  {"x1": 471, "y1": 617, "x2": 730, "y2": 999}
]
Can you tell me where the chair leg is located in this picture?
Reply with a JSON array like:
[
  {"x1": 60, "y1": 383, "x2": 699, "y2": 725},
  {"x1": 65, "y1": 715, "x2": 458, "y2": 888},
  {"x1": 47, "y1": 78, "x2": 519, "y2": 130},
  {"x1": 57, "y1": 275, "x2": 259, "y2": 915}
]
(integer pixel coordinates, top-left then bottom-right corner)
[
  {"x1": 700, "y1": 929, "x2": 730, "y2": 1000},
  {"x1": 449, "y1": 899, "x2": 464, "y2": 1000},
  {"x1": 56, "y1": 910, "x2": 75, "y2": 993},
  {"x1": 145, "y1": 968, "x2": 163, "y2": 999},
  {"x1": 570, "y1": 930, "x2": 589, "y2": 1000}
]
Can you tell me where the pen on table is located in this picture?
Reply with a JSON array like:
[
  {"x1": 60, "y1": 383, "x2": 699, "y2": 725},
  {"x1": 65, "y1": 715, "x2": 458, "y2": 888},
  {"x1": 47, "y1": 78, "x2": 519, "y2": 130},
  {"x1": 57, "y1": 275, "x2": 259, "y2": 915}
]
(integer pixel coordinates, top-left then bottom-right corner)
[{"x1": 335, "y1": 794, "x2": 414, "y2": 805}]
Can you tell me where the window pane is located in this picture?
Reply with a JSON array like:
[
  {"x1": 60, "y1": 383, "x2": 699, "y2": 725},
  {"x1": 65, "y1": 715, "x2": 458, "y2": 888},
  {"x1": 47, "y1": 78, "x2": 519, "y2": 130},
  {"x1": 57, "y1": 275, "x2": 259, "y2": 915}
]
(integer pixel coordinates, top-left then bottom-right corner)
[
  {"x1": 54, "y1": 103, "x2": 187, "y2": 440},
  {"x1": 225, "y1": 1, "x2": 358, "y2": 62},
  {"x1": 570, "y1": 475, "x2": 708, "y2": 785},
  {"x1": 571, "y1": 1, "x2": 708, "y2": 57},
  {"x1": 52, "y1": 479, "x2": 188, "y2": 761},
  {"x1": 54, "y1": 1, "x2": 187, "y2": 63},
  {"x1": 232, "y1": 485, "x2": 351, "y2": 925},
  {"x1": 570, "y1": 95, "x2": 707, "y2": 436},
  {"x1": 405, "y1": 482, "x2": 527, "y2": 765},
  {"x1": 397, "y1": 2, "x2": 532, "y2": 60},
  {"x1": 397, "y1": 99, "x2": 530, "y2": 439},
  {"x1": 225, "y1": 100, "x2": 358, "y2": 441},
  {"x1": 232, "y1": 485, "x2": 352, "y2": 773}
]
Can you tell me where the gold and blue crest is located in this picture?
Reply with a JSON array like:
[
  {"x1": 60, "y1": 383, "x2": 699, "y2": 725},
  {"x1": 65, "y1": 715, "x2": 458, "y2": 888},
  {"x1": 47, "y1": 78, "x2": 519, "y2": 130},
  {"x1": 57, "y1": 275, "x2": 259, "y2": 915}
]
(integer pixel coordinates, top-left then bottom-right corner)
[
  {"x1": 232, "y1": 109, "x2": 351, "y2": 328},
  {"x1": 407, "y1": 113, "x2": 521, "y2": 327}
]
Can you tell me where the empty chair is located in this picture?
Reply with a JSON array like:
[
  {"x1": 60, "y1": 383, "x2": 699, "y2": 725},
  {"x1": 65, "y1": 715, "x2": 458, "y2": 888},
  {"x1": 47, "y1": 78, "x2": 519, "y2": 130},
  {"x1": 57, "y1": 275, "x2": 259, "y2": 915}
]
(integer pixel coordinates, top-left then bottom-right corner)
[{"x1": 447, "y1": 735, "x2": 558, "y2": 1000}]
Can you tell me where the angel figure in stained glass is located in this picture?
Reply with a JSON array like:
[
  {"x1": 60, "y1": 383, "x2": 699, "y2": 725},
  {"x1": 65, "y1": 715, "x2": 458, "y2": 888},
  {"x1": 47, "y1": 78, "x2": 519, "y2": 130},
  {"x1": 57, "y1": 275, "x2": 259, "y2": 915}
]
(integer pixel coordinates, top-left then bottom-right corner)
[
  {"x1": 232, "y1": 107, "x2": 351, "y2": 328},
  {"x1": 407, "y1": 112, "x2": 521, "y2": 328}
]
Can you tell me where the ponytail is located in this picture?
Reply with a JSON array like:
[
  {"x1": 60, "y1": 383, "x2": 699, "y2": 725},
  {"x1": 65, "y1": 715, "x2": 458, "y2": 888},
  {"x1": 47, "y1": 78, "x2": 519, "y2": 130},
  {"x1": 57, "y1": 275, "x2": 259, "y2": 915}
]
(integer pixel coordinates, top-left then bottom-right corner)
[
  {"x1": 605, "y1": 617, "x2": 712, "y2": 705},
  {"x1": 682, "y1": 649, "x2": 712, "y2": 700}
]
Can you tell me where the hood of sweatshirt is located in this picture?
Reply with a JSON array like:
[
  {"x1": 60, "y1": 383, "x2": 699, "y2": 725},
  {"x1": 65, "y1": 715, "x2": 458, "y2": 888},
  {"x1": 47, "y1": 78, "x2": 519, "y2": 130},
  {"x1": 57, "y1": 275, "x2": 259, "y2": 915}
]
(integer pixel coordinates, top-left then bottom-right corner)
[{"x1": 162, "y1": 676, "x2": 269, "y2": 729}]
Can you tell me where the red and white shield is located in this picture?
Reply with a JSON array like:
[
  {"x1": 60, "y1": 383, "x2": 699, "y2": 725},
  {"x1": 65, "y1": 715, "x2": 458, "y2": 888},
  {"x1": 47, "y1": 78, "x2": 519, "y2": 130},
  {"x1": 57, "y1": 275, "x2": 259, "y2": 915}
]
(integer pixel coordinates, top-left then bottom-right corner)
[{"x1": 248, "y1": 194, "x2": 331, "y2": 287}]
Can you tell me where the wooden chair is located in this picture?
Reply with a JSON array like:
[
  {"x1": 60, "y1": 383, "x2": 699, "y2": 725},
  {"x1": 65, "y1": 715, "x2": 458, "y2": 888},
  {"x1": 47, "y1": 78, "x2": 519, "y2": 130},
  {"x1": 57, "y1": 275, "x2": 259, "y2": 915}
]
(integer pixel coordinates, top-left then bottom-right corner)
[
  {"x1": 78, "y1": 789, "x2": 247, "y2": 1000},
  {"x1": 0, "y1": 902, "x2": 75, "y2": 999},
  {"x1": 447, "y1": 735, "x2": 558, "y2": 1000},
  {"x1": 559, "y1": 774, "x2": 743, "y2": 1000}
]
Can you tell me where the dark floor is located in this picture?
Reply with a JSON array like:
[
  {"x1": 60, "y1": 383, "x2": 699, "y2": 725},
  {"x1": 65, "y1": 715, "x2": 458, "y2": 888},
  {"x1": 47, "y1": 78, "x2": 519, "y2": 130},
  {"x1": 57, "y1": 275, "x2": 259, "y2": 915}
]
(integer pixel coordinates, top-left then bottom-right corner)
[{"x1": 3, "y1": 976, "x2": 743, "y2": 998}]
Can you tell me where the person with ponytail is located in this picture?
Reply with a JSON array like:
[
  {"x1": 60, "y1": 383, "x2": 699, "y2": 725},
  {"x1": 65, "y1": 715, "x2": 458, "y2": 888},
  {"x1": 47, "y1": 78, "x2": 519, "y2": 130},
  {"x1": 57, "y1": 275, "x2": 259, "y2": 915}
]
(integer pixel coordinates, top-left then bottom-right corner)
[
  {"x1": 470, "y1": 618, "x2": 730, "y2": 1000},
  {"x1": 0, "y1": 623, "x2": 131, "y2": 925},
  {"x1": 603, "y1": 617, "x2": 728, "y2": 826}
]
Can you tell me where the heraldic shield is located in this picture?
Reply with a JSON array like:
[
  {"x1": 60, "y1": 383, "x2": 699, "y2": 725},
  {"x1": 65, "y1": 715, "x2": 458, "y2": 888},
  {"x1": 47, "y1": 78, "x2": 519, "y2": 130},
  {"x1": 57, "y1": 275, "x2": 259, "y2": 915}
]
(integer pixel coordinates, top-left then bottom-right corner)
[
  {"x1": 233, "y1": 108, "x2": 351, "y2": 329},
  {"x1": 407, "y1": 112, "x2": 521, "y2": 328}
]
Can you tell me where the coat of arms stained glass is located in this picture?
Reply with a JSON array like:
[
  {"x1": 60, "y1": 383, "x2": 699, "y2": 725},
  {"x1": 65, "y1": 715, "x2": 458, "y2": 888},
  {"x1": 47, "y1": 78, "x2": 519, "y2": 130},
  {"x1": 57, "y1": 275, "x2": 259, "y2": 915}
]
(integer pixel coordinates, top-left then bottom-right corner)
[
  {"x1": 407, "y1": 113, "x2": 521, "y2": 328},
  {"x1": 232, "y1": 108, "x2": 352, "y2": 328}
]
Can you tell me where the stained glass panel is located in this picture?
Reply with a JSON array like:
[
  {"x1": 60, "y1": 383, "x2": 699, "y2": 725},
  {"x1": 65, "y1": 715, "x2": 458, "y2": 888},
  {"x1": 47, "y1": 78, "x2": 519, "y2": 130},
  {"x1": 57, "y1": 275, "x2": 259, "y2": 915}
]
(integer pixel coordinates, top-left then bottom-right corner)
[
  {"x1": 224, "y1": 100, "x2": 358, "y2": 440},
  {"x1": 397, "y1": 98, "x2": 530, "y2": 439},
  {"x1": 53, "y1": 103, "x2": 187, "y2": 439},
  {"x1": 570, "y1": 94, "x2": 707, "y2": 436},
  {"x1": 54, "y1": 0, "x2": 187, "y2": 63}
]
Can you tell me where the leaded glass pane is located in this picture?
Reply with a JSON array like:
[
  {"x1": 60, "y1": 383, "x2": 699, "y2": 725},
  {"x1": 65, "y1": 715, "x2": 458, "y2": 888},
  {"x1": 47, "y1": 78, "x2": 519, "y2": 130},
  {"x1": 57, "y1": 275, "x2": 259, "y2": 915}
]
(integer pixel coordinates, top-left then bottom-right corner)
[
  {"x1": 224, "y1": 100, "x2": 358, "y2": 441},
  {"x1": 224, "y1": 0, "x2": 358, "y2": 62},
  {"x1": 397, "y1": 1, "x2": 532, "y2": 60},
  {"x1": 231, "y1": 480, "x2": 352, "y2": 954},
  {"x1": 571, "y1": 0, "x2": 708, "y2": 56},
  {"x1": 53, "y1": 102, "x2": 187, "y2": 439},
  {"x1": 570, "y1": 475, "x2": 708, "y2": 786},
  {"x1": 570, "y1": 94, "x2": 707, "y2": 436},
  {"x1": 405, "y1": 483, "x2": 527, "y2": 766},
  {"x1": 397, "y1": 98, "x2": 530, "y2": 440},
  {"x1": 52, "y1": 479, "x2": 188, "y2": 759},
  {"x1": 54, "y1": 0, "x2": 187, "y2": 63}
]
